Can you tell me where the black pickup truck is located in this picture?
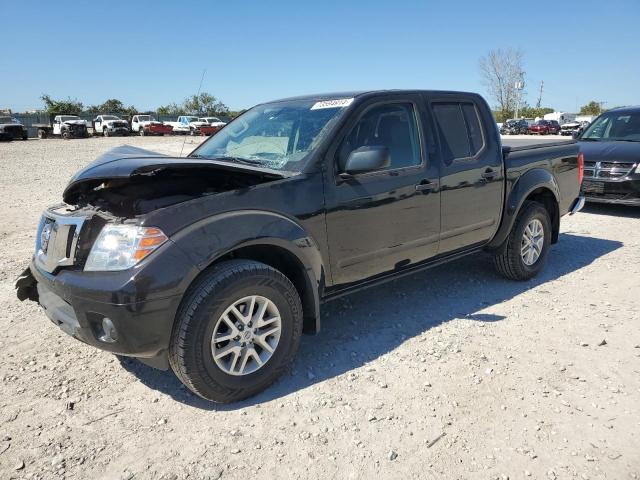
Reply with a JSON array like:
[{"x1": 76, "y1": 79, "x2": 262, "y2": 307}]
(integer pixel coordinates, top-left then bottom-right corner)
[{"x1": 16, "y1": 90, "x2": 584, "y2": 402}]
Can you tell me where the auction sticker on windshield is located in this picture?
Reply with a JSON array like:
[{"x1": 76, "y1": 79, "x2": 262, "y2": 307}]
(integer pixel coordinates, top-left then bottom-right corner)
[{"x1": 310, "y1": 98, "x2": 354, "y2": 110}]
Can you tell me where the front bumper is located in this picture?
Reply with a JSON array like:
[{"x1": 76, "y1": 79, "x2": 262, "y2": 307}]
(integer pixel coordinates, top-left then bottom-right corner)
[
  {"x1": 106, "y1": 127, "x2": 129, "y2": 135},
  {"x1": 16, "y1": 239, "x2": 199, "y2": 369},
  {"x1": 582, "y1": 177, "x2": 640, "y2": 206}
]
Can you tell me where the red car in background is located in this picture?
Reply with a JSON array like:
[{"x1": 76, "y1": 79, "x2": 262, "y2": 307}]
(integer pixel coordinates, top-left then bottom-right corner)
[
  {"x1": 528, "y1": 120, "x2": 561, "y2": 135},
  {"x1": 198, "y1": 117, "x2": 227, "y2": 136}
]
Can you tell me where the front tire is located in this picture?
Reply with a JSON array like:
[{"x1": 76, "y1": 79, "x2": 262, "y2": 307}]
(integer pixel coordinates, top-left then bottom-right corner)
[
  {"x1": 169, "y1": 260, "x2": 303, "y2": 403},
  {"x1": 493, "y1": 201, "x2": 551, "y2": 281}
]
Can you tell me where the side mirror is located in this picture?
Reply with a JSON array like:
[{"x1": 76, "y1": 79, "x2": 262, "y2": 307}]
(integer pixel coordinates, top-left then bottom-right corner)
[
  {"x1": 571, "y1": 131, "x2": 580, "y2": 139},
  {"x1": 342, "y1": 146, "x2": 390, "y2": 176}
]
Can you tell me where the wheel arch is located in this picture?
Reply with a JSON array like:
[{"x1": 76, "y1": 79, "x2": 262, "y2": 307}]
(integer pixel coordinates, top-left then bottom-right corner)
[
  {"x1": 170, "y1": 211, "x2": 326, "y2": 334},
  {"x1": 487, "y1": 168, "x2": 560, "y2": 249}
]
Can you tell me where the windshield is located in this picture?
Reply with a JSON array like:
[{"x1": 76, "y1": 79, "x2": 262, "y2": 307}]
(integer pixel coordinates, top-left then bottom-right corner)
[
  {"x1": 102, "y1": 115, "x2": 120, "y2": 120},
  {"x1": 581, "y1": 111, "x2": 640, "y2": 142},
  {"x1": 137, "y1": 115, "x2": 152, "y2": 122},
  {"x1": 534, "y1": 120, "x2": 547, "y2": 125},
  {"x1": 190, "y1": 98, "x2": 352, "y2": 171}
]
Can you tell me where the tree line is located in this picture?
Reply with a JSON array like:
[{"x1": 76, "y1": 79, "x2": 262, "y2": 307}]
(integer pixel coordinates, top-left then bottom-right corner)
[
  {"x1": 39, "y1": 93, "x2": 245, "y2": 118},
  {"x1": 479, "y1": 49, "x2": 610, "y2": 122}
]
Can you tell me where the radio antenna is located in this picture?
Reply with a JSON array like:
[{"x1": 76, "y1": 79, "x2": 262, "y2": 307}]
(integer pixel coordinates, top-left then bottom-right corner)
[{"x1": 180, "y1": 68, "x2": 207, "y2": 157}]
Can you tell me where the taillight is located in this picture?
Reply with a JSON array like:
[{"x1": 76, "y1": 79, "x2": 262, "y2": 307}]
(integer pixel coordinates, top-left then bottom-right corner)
[{"x1": 577, "y1": 152, "x2": 584, "y2": 184}]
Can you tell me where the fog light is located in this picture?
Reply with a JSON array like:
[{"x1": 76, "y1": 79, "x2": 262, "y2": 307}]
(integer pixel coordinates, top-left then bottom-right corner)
[{"x1": 99, "y1": 317, "x2": 118, "y2": 343}]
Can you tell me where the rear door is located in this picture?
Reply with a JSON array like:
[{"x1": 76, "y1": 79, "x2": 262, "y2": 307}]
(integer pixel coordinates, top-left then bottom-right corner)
[
  {"x1": 427, "y1": 95, "x2": 503, "y2": 254},
  {"x1": 324, "y1": 94, "x2": 441, "y2": 286}
]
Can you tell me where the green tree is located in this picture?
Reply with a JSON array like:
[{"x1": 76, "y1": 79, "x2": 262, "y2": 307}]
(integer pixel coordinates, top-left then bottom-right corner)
[
  {"x1": 91, "y1": 99, "x2": 138, "y2": 115},
  {"x1": 580, "y1": 101, "x2": 605, "y2": 116},
  {"x1": 40, "y1": 94, "x2": 83, "y2": 115},
  {"x1": 518, "y1": 104, "x2": 554, "y2": 119},
  {"x1": 182, "y1": 92, "x2": 229, "y2": 116},
  {"x1": 492, "y1": 110, "x2": 514, "y2": 123},
  {"x1": 157, "y1": 102, "x2": 183, "y2": 116}
]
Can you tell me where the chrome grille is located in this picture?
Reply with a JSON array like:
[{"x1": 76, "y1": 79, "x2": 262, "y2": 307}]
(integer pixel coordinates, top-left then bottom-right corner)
[
  {"x1": 582, "y1": 160, "x2": 637, "y2": 180},
  {"x1": 35, "y1": 204, "x2": 86, "y2": 273}
]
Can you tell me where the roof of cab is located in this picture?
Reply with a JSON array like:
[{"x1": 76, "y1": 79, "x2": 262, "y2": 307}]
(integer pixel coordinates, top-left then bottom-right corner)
[
  {"x1": 605, "y1": 105, "x2": 640, "y2": 114},
  {"x1": 266, "y1": 89, "x2": 483, "y2": 104}
]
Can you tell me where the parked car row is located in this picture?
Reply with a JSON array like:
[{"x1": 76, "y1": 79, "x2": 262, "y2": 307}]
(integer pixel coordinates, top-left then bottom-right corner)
[
  {"x1": 500, "y1": 118, "x2": 593, "y2": 136},
  {"x1": 500, "y1": 118, "x2": 562, "y2": 135},
  {"x1": 1, "y1": 113, "x2": 227, "y2": 141}
]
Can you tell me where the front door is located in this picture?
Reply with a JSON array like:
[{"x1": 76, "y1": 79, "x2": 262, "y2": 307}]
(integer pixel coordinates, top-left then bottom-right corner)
[
  {"x1": 427, "y1": 97, "x2": 504, "y2": 254},
  {"x1": 324, "y1": 96, "x2": 441, "y2": 286}
]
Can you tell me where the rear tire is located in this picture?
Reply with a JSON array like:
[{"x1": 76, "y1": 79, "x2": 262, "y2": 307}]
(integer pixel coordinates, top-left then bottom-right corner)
[
  {"x1": 37, "y1": 129, "x2": 47, "y2": 139},
  {"x1": 139, "y1": 128, "x2": 146, "y2": 136},
  {"x1": 169, "y1": 260, "x2": 303, "y2": 403},
  {"x1": 493, "y1": 201, "x2": 551, "y2": 281}
]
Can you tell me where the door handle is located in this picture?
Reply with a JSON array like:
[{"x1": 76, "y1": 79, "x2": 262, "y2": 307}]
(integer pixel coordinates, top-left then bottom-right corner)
[
  {"x1": 481, "y1": 169, "x2": 498, "y2": 180},
  {"x1": 415, "y1": 180, "x2": 438, "y2": 192}
]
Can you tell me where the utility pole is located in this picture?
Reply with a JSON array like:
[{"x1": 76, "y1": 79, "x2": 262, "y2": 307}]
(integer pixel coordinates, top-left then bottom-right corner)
[
  {"x1": 536, "y1": 80, "x2": 544, "y2": 108},
  {"x1": 598, "y1": 101, "x2": 607, "y2": 114},
  {"x1": 514, "y1": 72, "x2": 525, "y2": 119}
]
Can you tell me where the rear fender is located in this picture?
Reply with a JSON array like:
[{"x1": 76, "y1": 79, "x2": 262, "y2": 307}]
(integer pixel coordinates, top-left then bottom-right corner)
[{"x1": 487, "y1": 168, "x2": 559, "y2": 249}]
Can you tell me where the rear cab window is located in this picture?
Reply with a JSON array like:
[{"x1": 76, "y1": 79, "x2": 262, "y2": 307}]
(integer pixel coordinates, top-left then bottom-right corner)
[{"x1": 431, "y1": 101, "x2": 485, "y2": 163}]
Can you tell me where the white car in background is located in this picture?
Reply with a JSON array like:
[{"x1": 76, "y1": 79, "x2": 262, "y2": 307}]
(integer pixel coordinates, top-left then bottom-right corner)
[
  {"x1": 130, "y1": 115, "x2": 173, "y2": 136},
  {"x1": 200, "y1": 116, "x2": 227, "y2": 129},
  {"x1": 165, "y1": 115, "x2": 209, "y2": 135},
  {"x1": 93, "y1": 115, "x2": 130, "y2": 136}
]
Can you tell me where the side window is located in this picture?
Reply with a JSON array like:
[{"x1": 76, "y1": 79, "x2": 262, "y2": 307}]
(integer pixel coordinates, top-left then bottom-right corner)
[
  {"x1": 432, "y1": 102, "x2": 484, "y2": 163},
  {"x1": 338, "y1": 102, "x2": 421, "y2": 172},
  {"x1": 461, "y1": 103, "x2": 484, "y2": 154}
]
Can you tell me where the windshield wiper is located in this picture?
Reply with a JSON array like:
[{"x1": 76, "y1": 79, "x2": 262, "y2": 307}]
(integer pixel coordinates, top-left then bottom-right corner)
[
  {"x1": 223, "y1": 156, "x2": 264, "y2": 166},
  {"x1": 580, "y1": 138, "x2": 600, "y2": 141}
]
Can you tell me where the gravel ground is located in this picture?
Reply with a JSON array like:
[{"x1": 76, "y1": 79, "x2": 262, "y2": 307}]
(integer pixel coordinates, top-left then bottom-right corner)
[{"x1": 1, "y1": 136, "x2": 639, "y2": 480}]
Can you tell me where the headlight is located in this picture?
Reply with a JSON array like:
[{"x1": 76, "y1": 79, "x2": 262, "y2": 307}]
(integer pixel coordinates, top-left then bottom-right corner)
[{"x1": 84, "y1": 225, "x2": 168, "y2": 271}]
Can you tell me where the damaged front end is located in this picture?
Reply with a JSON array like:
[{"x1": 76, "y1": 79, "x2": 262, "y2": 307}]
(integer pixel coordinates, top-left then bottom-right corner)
[
  {"x1": 17, "y1": 145, "x2": 289, "y2": 299},
  {"x1": 63, "y1": 145, "x2": 289, "y2": 216},
  {"x1": 15, "y1": 145, "x2": 290, "y2": 365}
]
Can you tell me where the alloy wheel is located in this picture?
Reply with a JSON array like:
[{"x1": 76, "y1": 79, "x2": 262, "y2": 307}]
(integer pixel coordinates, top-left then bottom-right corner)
[
  {"x1": 521, "y1": 219, "x2": 544, "y2": 266},
  {"x1": 211, "y1": 295, "x2": 282, "y2": 376}
]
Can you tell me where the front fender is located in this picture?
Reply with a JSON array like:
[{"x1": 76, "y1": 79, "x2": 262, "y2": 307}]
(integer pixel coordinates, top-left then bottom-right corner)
[
  {"x1": 170, "y1": 209, "x2": 325, "y2": 329},
  {"x1": 487, "y1": 168, "x2": 559, "y2": 249}
]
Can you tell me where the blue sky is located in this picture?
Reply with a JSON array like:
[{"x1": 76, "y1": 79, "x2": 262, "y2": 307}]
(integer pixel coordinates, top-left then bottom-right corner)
[{"x1": 1, "y1": 0, "x2": 638, "y2": 113}]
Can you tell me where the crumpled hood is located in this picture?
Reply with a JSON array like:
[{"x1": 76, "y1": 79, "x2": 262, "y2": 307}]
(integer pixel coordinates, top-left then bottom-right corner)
[
  {"x1": 63, "y1": 119, "x2": 87, "y2": 125},
  {"x1": 578, "y1": 140, "x2": 640, "y2": 163},
  {"x1": 62, "y1": 145, "x2": 289, "y2": 203}
]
